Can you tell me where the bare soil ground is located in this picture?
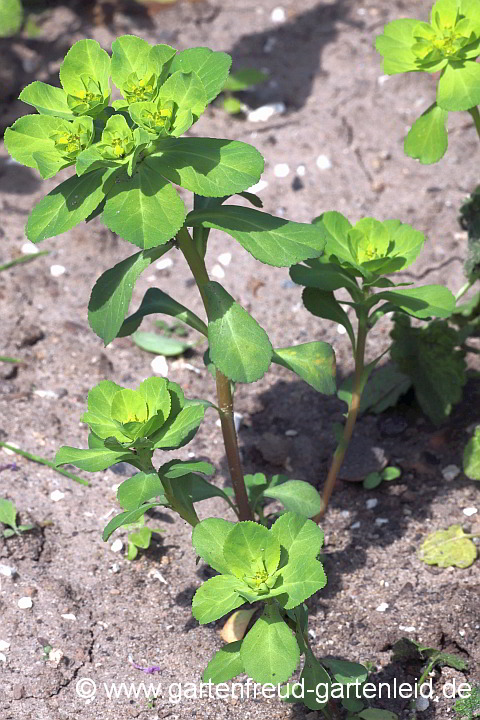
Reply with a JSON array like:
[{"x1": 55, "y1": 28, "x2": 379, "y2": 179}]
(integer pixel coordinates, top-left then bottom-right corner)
[{"x1": 0, "y1": 1, "x2": 479, "y2": 719}]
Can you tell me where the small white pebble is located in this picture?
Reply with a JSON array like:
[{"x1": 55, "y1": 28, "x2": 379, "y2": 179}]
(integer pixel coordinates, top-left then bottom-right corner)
[
  {"x1": 442, "y1": 464, "x2": 460, "y2": 481},
  {"x1": 375, "y1": 517, "x2": 389, "y2": 526},
  {"x1": 0, "y1": 641, "x2": 10, "y2": 652},
  {"x1": 151, "y1": 356, "x2": 168, "y2": 376},
  {"x1": 274, "y1": 163, "x2": 290, "y2": 178},
  {"x1": 0, "y1": 653, "x2": 6, "y2": 663},
  {"x1": 248, "y1": 179, "x2": 269, "y2": 193},
  {"x1": 351, "y1": 521, "x2": 361, "y2": 530},
  {"x1": 0, "y1": 564, "x2": 16, "y2": 578},
  {"x1": 340, "y1": 510, "x2": 350, "y2": 519},
  {"x1": 377, "y1": 75, "x2": 390, "y2": 86},
  {"x1": 49, "y1": 648, "x2": 64, "y2": 665},
  {"x1": 50, "y1": 264, "x2": 66, "y2": 277},
  {"x1": 247, "y1": 103, "x2": 285, "y2": 123},
  {"x1": 61, "y1": 613, "x2": 76, "y2": 621},
  {"x1": 215, "y1": 419, "x2": 222, "y2": 427},
  {"x1": 234, "y1": 412, "x2": 243, "y2": 432},
  {"x1": 271, "y1": 6, "x2": 286, "y2": 23},
  {"x1": 308, "y1": 629, "x2": 316, "y2": 639},
  {"x1": 146, "y1": 275, "x2": 156, "y2": 283},
  {"x1": 149, "y1": 569, "x2": 168, "y2": 584},
  {"x1": 376, "y1": 602, "x2": 389, "y2": 612},
  {"x1": 111, "y1": 539, "x2": 123, "y2": 553},
  {"x1": 366, "y1": 498, "x2": 378, "y2": 510},
  {"x1": 263, "y1": 36, "x2": 277, "y2": 54},
  {"x1": 415, "y1": 697, "x2": 430, "y2": 712},
  {"x1": 357, "y1": 7, "x2": 366, "y2": 15},
  {"x1": 111, "y1": 483, "x2": 121, "y2": 493},
  {"x1": 399, "y1": 625, "x2": 416, "y2": 632},
  {"x1": 285, "y1": 429, "x2": 298, "y2": 437},
  {"x1": 111, "y1": 563, "x2": 120, "y2": 574},
  {"x1": 155, "y1": 257, "x2": 173, "y2": 271},
  {"x1": 459, "y1": 629, "x2": 466, "y2": 637},
  {"x1": 21, "y1": 242, "x2": 39, "y2": 255},
  {"x1": 18, "y1": 597, "x2": 33, "y2": 610},
  {"x1": 337, "y1": 324, "x2": 347, "y2": 335},
  {"x1": 211, "y1": 264, "x2": 225, "y2": 279},
  {"x1": 218, "y1": 252, "x2": 232, "y2": 267},
  {"x1": 34, "y1": 389, "x2": 59, "y2": 400},
  {"x1": 2, "y1": 443, "x2": 19, "y2": 456},
  {"x1": 463, "y1": 507, "x2": 478, "y2": 517},
  {"x1": 182, "y1": 363, "x2": 201, "y2": 375},
  {"x1": 296, "y1": 165, "x2": 306, "y2": 177},
  {"x1": 50, "y1": 490, "x2": 65, "y2": 502},
  {"x1": 316, "y1": 154, "x2": 332, "y2": 170}
]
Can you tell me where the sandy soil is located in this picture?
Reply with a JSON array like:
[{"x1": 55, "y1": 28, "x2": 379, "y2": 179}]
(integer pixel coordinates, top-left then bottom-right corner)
[{"x1": 0, "y1": 1, "x2": 479, "y2": 719}]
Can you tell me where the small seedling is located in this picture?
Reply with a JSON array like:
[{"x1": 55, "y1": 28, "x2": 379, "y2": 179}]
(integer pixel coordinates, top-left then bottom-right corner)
[
  {"x1": 220, "y1": 68, "x2": 267, "y2": 115},
  {"x1": 363, "y1": 466, "x2": 401, "y2": 490},
  {"x1": 0, "y1": 498, "x2": 34, "y2": 537},
  {"x1": 124, "y1": 514, "x2": 164, "y2": 561}
]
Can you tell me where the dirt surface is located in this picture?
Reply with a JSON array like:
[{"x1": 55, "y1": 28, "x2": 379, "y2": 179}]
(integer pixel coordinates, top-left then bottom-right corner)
[{"x1": 0, "y1": 1, "x2": 479, "y2": 719}]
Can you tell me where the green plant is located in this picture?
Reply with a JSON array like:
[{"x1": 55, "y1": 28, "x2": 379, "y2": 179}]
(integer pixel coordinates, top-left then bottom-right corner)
[
  {"x1": 220, "y1": 68, "x2": 267, "y2": 115},
  {"x1": 363, "y1": 466, "x2": 401, "y2": 490},
  {"x1": 455, "y1": 685, "x2": 480, "y2": 719},
  {"x1": 0, "y1": 497, "x2": 34, "y2": 537},
  {"x1": 0, "y1": 0, "x2": 23, "y2": 37},
  {"x1": 124, "y1": 513, "x2": 164, "y2": 561},
  {"x1": 290, "y1": 212, "x2": 455, "y2": 515}
]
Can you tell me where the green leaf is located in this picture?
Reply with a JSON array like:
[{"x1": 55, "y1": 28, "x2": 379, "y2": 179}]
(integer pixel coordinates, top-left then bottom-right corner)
[
  {"x1": 0, "y1": 0, "x2": 23, "y2": 36},
  {"x1": 157, "y1": 70, "x2": 207, "y2": 134},
  {"x1": 271, "y1": 512, "x2": 325, "y2": 561},
  {"x1": 437, "y1": 60, "x2": 480, "y2": 111},
  {"x1": 240, "y1": 604, "x2": 300, "y2": 684},
  {"x1": 382, "y1": 466, "x2": 402, "y2": 481},
  {"x1": 119, "y1": 287, "x2": 208, "y2": 339},
  {"x1": 18, "y1": 81, "x2": 74, "y2": 119},
  {"x1": 299, "y1": 652, "x2": 332, "y2": 709},
  {"x1": 223, "y1": 521, "x2": 281, "y2": 580},
  {"x1": 55, "y1": 446, "x2": 135, "y2": 472},
  {"x1": 264, "y1": 480, "x2": 323, "y2": 518},
  {"x1": 290, "y1": 260, "x2": 359, "y2": 293},
  {"x1": 271, "y1": 554, "x2": 326, "y2": 609},
  {"x1": 363, "y1": 472, "x2": 383, "y2": 489},
  {"x1": 404, "y1": 103, "x2": 449, "y2": 164},
  {"x1": 419, "y1": 524, "x2": 477, "y2": 568},
  {"x1": 192, "y1": 517, "x2": 236, "y2": 575},
  {"x1": 111, "y1": 35, "x2": 155, "y2": 90},
  {"x1": 81, "y1": 380, "x2": 129, "y2": 441},
  {"x1": 374, "y1": 285, "x2": 455, "y2": 319},
  {"x1": 59, "y1": 39, "x2": 111, "y2": 97},
  {"x1": 223, "y1": 96, "x2": 243, "y2": 114},
  {"x1": 192, "y1": 575, "x2": 245, "y2": 624},
  {"x1": 169, "y1": 47, "x2": 232, "y2": 103},
  {"x1": 128, "y1": 526, "x2": 152, "y2": 550},
  {"x1": 117, "y1": 472, "x2": 165, "y2": 510},
  {"x1": 152, "y1": 403, "x2": 205, "y2": 449},
  {"x1": 346, "y1": 364, "x2": 412, "y2": 415},
  {"x1": 464, "y1": 427, "x2": 480, "y2": 480},
  {"x1": 27, "y1": 167, "x2": 115, "y2": 243},
  {"x1": 0, "y1": 498, "x2": 18, "y2": 531},
  {"x1": 391, "y1": 315, "x2": 467, "y2": 425},
  {"x1": 321, "y1": 658, "x2": 368, "y2": 685},
  {"x1": 103, "y1": 160, "x2": 186, "y2": 249},
  {"x1": 358, "y1": 711, "x2": 399, "y2": 720},
  {"x1": 272, "y1": 342, "x2": 336, "y2": 395},
  {"x1": 375, "y1": 19, "x2": 421, "y2": 74},
  {"x1": 302, "y1": 288, "x2": 356, "y2": 350},
  {"x1": 160, "y1": 460, "x2": 213, "y2": 479},
  {"x1": 132, "y1": 331, "x2": 190, "y2": 356},
  {"x1": 88, "y1": 246, "x2": 170, "y2": 345},
  {"x1": 203, "y1": 641, "x2": 244, "y2": 683},
  {"x1": 148, "y1": 138, "x2": 264, "y2": 197},
  {"x1": 187, "y1": 206, "x2": 326, "y2": 267},
  {"x1": 183, "y1": 475, "x2": 233, "y2": 508},
  {"x1": 205, "y1": 281, "x2": 273, "y2": 383},
  {"x1": 224, "y1": 68, "x2": 267, "y2": 92},
  {"x1": 103, "y1": 503, "x2": 161, "y2": 541},
  {"x1": 315, "y1": 211, "x2": 354, "y2": 263},
  {"x1": 4, "y1": 114, "x2": 70, "y2": 176}
]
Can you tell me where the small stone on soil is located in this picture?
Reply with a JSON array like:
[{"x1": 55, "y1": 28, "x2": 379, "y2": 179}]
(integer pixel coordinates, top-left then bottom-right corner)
[
  {"x1": 274, "y1": 163, "x2": 290, "y2": 178},
  {"x1": 150, "y1": 356, "x2": 168, "y2": 376},
  {"x1": 218, "y1": 252, "x2": 232, "y2": 267},
  {"x1": 0, "y1": 640, "x2": 10, "y2": 652},
  {"x1": 21, "y1": 242, "x2": 39, "y2": 255},
  {"x1": 463, "y1": 507, "x2": 478, "y2": 516},
  {"x1": 111, "y1": 539, "x2": 123, "y2": 553},
  {"x1": 376, "y1": 602, "x2": 389, "y2": 612},
  {"x1": 366, "y1": 498, "x2": 378, "y2": 509},
  {"x1": 50, "y1": 490, "x2": 65, "y2": 502},
  {"x1": 0, "y1": 564, "x2": 16, "y2": 577},
  {"x1": 316, "y1": 154, "x2": 332, "y2": 170},
  {"x1": 50, "y1": 265, "x2": 66, "y2": 277},
  {"x1": 17, "y1": 597, "x2": 33, "y2": 610},
  {"x1": 155, "y1": 258, "x2": 173, "y2": 270},
  {"x1": 442, "y1": 464, "x2": 460, "y2": 480},
  {"x1": 211, "y1": 264, "x2": 225, "y2": 279},
  {"x1": 271, "y1": 7, "x2": 286, "y2": 23}
]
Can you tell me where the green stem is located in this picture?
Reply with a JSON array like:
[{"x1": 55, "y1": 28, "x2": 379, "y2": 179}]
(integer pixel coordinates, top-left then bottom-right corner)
[
  {"x1": 313, "y1": 310, "x2": 368, "y2": 521},
  {"x1": 0, "y1": 442, "x2": 89, "y2": 486},
  {"x1": 176, "y1": 228, "x2": 253, "y2": 522},
  {"x1": 0, "y1": 250, "x2": 49, "y2": 273},
  {"x1": 469, "y1": 106, "x2": 480, "y2": 141},
  {"x1": 455, "y1": 279, "x2": 474, "y2": 302}
]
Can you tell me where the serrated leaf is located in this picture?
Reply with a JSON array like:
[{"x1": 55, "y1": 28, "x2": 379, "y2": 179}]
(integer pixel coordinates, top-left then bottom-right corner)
[
  {"x1": 264, "y1": 480, "x2": 323, "y2": 518},
  {"x1": 203, "y1": 641, "x2": 244, "y2": 683},
  {"x1": 374, "y1": 285, "x2": 455, "y2": 319},
  {"x1": 271, "y1": 554, "x2": 326, "y2": 609},
  {"x1": 117, "y1": 472, "x2": 165, "y2": 510},
  {"x1": 157, "y1": 70, "x2": 207, "y2": 134},
  {"x1": 169, "y1": 47, "x2": 232, "y2": 103},
  {"x1": 437, "y1": 60, "x2": 480, "y2": 112},
  {"x1": 192, "y1": 575, "x2": 245, "y2": 624},
  {"x1": 89, "y1": 246, "x2": 170, "y2": 345},
  {"x1": 192, "y1": 517, "x2": 236, "y2": 575},
  {"x1": 464, "y1": 427, "x2": 480, "y2": 480},
  {"x1": 59, "y1": 39, "x2": 111, "y2": 97},
  {"x1": 18, "y1": 81, "x2": 74, "y2": 119},
  {"x1": 55, "y1": 446, "x2": 135, "y2": 472},
  {"x1": 148, "y1": 138, "x2": 264, "y2": 197},
  {"x1": 271, "y1": 512, "x2": 324, "y2": 561},
  {"x1": 240, "y1": 604, "x2": 300, "y2": 684},
  {"x1": 187, "y1": 206, "x2": 326, "y2": 267},
  {"x1": 272, "y1": 342, "x2": 336, "y2": 394},
  {"x1": 302, "y1": 288, "x2": 356, "y2": 350},
  {"x1": 419, "y1": 524, "x2": 477, "y2": 568},
  {"x1": 27, "y1": 167, "x2": 115, "y2": 243},
  {"x1": 4, "y1": 114, "x2": 70, "y2": 176},
  {"x1": 375, "y1": 18, "x2": 421, "y2": 74},
  {"x1": 119, "y1": 287, "x2": 208, "y2": 339},
  {"x1": 321, "y1": 658, "x2": 368, "y2": 685},
  {"x1": 152, "y1": 403, "x2": 205, "y2": 449},
  {"x1": 111, "y1": 35, "x2": 155, "y2": 90},
  {"x1": 405, "y1": 103, "x2": 449, "y2": 164},
  {"x1": 205, "y1": 281, "x2": 273, "y2": 383},
  {"x1": 103, "y1": 161, "x2": 186, "y2": 249},
  {"x1": 223, "y1": 521, "x2": 280, "y2": 580},
  {"x1": 0, "y1": 498, "x2": 18, "y2": 531},
  {"x1": 103, "y1": 503, "x2": 161, "y2": 541}
]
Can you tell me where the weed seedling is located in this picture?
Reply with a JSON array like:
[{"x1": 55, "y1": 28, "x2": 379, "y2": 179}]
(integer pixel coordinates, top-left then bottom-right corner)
[{"x1": 0, "y1": 498, "x2": 34, "y2": 537}]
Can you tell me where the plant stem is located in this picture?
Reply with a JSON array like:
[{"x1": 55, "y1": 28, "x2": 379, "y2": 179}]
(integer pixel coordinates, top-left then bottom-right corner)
[
  {"x1": 469, "y1": 106, "x2": 480, "y2": 141},
  {"x1": 455, "y1": 279, "x2": 474, "y2": 302},
  {"x1": 176, "y1": 228, "x2": 253, "y2": 522},
  {"x1": 313, "y1": 310, "x2": 368, "y2": 521},
  {"x1": 0, "y1": 442, "x2": 89, "y2": 486}
]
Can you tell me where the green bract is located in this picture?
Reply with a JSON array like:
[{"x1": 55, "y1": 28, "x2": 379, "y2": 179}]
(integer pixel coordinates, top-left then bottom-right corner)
[{"x1": 376, "y1": 0, "x2": 480, "y2": 162}]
